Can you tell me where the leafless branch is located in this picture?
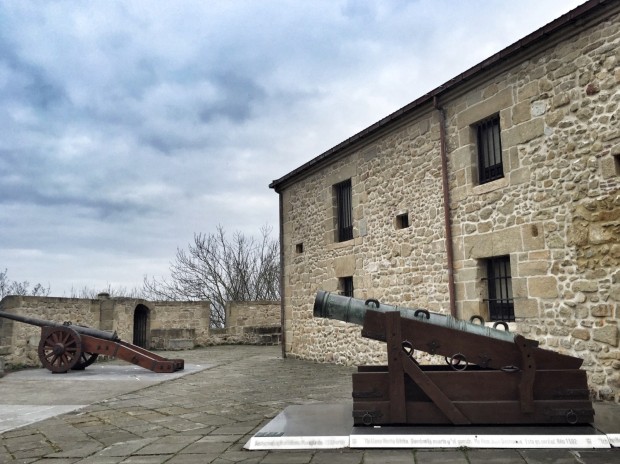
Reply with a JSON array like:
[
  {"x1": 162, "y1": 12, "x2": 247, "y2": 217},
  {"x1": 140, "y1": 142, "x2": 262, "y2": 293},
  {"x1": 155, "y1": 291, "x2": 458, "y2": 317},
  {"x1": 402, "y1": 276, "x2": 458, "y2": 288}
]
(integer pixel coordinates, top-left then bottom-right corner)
[{"x1": 142, "y1": 225, "x2": 280, "y2": 327}]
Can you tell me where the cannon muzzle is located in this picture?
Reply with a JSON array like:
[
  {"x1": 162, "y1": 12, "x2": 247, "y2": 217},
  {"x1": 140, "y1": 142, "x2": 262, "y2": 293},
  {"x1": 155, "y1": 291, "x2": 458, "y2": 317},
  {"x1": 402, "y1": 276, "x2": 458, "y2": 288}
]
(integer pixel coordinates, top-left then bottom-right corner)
[
  {"x1": 313, "y1": 290, "x2": 515, "y2": 343},
  {"x1": 0, "y1": 310, "x2": 120, "y2": 342}
]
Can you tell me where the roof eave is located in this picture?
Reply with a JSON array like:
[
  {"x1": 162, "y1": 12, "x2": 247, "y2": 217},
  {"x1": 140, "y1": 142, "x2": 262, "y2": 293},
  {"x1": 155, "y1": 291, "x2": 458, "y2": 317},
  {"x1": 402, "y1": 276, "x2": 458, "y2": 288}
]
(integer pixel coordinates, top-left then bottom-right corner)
[{"x1": 269, "y1": 0, "x2": 612, "y2": 193}]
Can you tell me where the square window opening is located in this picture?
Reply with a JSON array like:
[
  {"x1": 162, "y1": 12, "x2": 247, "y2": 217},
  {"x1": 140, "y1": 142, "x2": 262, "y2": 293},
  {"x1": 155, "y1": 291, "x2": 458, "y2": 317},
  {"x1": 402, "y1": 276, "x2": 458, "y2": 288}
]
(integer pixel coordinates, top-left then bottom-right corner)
[
  {"x1": 476, "y1": 114, "x2": 504, "y2": 185},
  {"x1": 295, "y1": 243, "x2": 304, "y2": 254},
  {"x1": 334, "y1": 179, "x2": 353, "y2": 242},
  {"x1": 483, "y1": 255, "x2": 514, "y2": 322},
  {"x1": 396, "y1": 213, "x2": 410, "y2": 229},
  {"x1": 339, "y1": 276, "x2": 354, "y2": 298}
]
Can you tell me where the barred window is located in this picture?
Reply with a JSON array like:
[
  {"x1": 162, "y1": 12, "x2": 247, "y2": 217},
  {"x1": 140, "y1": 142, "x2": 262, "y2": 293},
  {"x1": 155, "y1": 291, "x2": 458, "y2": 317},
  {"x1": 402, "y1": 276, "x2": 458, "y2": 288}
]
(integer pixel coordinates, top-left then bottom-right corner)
[
  {"x1": 484, "y1": 255, "x2": 514, "y2": 322},
  {"x1": 476, "y1": 115, "x2": 503, "y2": 184},
  {"x1": 335, "y1": 179, "x2": 353, "y2": 242}
]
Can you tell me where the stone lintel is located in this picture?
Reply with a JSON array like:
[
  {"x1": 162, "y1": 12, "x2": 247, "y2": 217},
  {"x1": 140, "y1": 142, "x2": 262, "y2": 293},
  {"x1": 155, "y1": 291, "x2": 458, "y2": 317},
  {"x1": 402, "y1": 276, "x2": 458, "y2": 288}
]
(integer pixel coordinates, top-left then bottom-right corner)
[{"x1": 457, "y1": 88, "x2": 514, "y2": 129}]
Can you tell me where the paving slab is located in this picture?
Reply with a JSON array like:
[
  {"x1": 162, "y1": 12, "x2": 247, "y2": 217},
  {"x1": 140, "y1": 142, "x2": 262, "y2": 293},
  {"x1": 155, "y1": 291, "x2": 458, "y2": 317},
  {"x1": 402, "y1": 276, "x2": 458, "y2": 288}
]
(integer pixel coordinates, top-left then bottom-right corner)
[
  {"x1": 0, "y1": 361, "x2": 209, "y2": 434},
  {"x1": 415, "y1": 450, "x2": 467, "y2": 463},
  {"x1": 1, "y1": 345, "x2": 619, "y2": 464},
  {"x1": 467, "y1": 448, "x2": 526, "y2": 463}
]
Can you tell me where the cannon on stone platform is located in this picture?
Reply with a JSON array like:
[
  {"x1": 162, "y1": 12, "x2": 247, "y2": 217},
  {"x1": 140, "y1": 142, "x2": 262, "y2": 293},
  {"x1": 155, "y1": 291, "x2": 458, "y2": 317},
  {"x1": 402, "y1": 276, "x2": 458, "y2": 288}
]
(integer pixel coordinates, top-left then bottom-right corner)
[
  {"x1": 0, "y1": 310, "x2": 184, "y2": 373},
  {"x1": 314, "y1": 290, "x2": 594, "y2": 426}
]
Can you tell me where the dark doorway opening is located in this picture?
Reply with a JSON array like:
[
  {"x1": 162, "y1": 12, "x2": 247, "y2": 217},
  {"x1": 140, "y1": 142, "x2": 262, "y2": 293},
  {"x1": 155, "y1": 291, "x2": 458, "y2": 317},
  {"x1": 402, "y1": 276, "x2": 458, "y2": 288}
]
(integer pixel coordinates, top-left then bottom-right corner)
[{"x1": 133, "y1": 304, "x2": 149, "y2": 348}]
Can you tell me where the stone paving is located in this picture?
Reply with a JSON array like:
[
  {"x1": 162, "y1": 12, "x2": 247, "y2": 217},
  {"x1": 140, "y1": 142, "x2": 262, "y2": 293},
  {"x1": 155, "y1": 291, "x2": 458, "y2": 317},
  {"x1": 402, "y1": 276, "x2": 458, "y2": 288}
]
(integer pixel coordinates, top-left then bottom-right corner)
[{"x1": 0, "y1": 345, "x2": 618, "y2": 463}]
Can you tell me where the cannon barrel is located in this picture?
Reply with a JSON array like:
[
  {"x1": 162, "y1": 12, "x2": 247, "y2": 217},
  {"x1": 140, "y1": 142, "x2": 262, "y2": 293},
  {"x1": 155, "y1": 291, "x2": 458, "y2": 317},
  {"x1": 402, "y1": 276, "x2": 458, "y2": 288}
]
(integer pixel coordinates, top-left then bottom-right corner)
[
  {"x1": 313, "y1": 290, "x2": 515, "y2": 343},
  {"x1": 0, "y1": 310, "x2": 120, "y2": 342}
]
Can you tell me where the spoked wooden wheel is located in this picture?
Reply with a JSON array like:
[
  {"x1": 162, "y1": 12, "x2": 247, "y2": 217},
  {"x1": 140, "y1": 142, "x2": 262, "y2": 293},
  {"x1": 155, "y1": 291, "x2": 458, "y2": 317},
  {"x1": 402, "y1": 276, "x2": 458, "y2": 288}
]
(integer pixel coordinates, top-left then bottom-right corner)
[
  {"x1": 73, "y1": 352, "x2": 99, "y2": 370},
  {"x1": 37, "y1": 327, "x2": 83, "y2": 373}
]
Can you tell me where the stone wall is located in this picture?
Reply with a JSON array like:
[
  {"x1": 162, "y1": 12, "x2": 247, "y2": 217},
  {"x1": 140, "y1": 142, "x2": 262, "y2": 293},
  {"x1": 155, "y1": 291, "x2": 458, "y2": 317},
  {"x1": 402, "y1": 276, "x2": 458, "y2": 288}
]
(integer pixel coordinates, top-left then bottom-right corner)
[
  {"x1": 149, "y1": 300, "x2": 211, "y2": 348},
  {"x1": 277, "y1": 5, "x2": 620, "y2": 401},
  {"x1": 0, "y1": 295, "x2": 210, "y2": 369},
  {"x1": 0, "y1": 296, "x2": 101, "y2": 367},
  {"x1": 226, "y1": 300, "x2": 280, "y2": 330},
  {"x1": 281, "y1": 114, "x2": 440, "y2": 367},
  {"x1": 209, "y1": 301, "x2": 281, "y2": 345},
  {"x1": 446, "y1": 10, "x2": 620, "y2": 401}
]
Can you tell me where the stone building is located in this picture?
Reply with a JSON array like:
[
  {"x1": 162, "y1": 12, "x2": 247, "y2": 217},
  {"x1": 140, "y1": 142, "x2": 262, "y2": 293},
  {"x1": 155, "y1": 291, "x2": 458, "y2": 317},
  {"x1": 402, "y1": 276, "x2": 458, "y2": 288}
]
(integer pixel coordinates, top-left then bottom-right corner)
[{"x1": 270, "y1": 0, "x2": 620, "y2": 401}]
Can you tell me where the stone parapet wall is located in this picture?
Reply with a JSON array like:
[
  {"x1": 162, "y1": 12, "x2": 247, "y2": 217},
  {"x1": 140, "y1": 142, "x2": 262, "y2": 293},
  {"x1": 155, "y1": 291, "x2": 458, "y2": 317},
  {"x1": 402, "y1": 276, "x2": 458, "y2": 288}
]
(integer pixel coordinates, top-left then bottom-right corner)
[
  {"x1": 1, "y1": 295, "x2": 283, "y2": 370},
  {"x1": 150, "y1": 328, "x2": 196, "y2": 350},
  {"x1": 209, "y1": 300, "x2": 281, "y2": 345},
  {"x1": 208, "y1": 326, "x2": 281, "y2": 346},
  {"x1": 151, "y1": 300, "x2": 211, "y2": 347},
  {"x1": 0, "y1": 296, "x2": 101, "y2": 367},
  {"x1": 278, "y1": 6, "x2": 620, "y2": 400},
  {"x1": 225, "y1": 300, "x2": 280, "y2": 333},
  {"x1": 0, "y1": 295, "x2": 211, "y2": 369}
]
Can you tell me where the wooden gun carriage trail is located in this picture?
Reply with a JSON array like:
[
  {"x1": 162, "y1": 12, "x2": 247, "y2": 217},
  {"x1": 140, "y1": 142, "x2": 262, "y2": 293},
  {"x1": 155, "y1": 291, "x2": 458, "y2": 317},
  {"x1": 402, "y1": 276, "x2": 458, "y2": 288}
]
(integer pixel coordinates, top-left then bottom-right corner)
[
  {"x1": 313, "y1": 291, "x2": 594, "y2": 427},
  {"x1": 0, "y1": 310, "x2": 184, "y2": 374}
]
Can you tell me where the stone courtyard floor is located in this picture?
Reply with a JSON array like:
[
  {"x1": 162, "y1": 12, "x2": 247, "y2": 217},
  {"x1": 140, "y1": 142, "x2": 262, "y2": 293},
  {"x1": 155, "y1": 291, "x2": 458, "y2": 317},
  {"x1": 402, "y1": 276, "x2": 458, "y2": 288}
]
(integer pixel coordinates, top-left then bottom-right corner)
[{"x1": 0, "y1": 345, "x2": 618, "y2": 463}]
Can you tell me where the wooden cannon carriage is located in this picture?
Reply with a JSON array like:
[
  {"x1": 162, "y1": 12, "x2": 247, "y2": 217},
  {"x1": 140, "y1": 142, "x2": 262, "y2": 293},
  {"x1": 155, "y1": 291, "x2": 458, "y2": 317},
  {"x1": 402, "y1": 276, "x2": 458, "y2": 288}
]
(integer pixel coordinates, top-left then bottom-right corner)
[
  {"x1": 0, "y1": 310, "x2": 184, "y2": 373},
  {"x1": 314, "y1": 291, "x2": 594, "y2": 426}
]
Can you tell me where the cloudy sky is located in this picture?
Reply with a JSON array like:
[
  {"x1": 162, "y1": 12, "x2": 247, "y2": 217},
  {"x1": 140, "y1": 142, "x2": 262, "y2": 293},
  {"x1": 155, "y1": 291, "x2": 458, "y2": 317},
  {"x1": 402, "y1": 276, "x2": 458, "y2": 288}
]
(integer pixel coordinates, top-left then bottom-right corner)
[{"x1": 1, "y1": 0, "x2": 585, "y2": 296}]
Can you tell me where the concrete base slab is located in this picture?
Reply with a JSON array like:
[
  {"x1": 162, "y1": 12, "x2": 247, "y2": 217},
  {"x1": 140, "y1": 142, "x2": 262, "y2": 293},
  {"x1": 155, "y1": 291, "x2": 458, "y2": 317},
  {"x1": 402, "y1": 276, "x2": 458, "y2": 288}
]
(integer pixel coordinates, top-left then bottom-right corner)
[
  {"x1": 245, "y1": 402, "x2": 620, "y2": 450},
  {"x1": 0, "y1": 405, "x2": 86, "y2": 434},
  {"x1": 5, "y1": 361, "x2": 209, "y2": 383},
  {"x1": 0, "y1": 362, "x2": 211, "y2": 434},
  {"x1": 245, "y1": 403, "x2": 352, "y2": 450}
]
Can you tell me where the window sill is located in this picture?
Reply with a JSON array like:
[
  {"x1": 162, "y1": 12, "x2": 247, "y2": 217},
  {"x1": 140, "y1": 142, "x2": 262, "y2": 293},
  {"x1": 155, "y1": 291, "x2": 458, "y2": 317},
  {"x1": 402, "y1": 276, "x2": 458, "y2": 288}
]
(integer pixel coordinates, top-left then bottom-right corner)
[
  {"x1": 328, "y1": 237, "x2": 362, "y2": 251},
  {"x1": 472, "y1": 177, "x2": 508, "y2": 195}
]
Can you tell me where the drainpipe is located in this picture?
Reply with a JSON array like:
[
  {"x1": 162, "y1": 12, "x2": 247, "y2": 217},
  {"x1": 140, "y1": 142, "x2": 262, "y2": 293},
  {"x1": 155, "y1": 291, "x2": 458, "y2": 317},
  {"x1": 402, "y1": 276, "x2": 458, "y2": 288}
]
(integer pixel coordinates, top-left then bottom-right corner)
[
  {"x1": 277, "y1": 192, "x2": 286, "y2": 358},
  {"x1": 434, "y1": 96, "x2": 457, "y2": 318}
]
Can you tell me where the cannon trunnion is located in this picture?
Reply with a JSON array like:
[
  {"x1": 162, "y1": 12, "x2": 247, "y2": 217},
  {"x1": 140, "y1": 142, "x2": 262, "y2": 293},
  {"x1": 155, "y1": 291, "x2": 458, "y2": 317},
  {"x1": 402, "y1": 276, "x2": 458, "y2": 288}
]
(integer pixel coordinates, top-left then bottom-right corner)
[
  {"x1": 0, "y1": 310, "x2": 184, "y2": 374},
  {"x1": 314, "y1": 291, "x2": 594, "y2": 426}
]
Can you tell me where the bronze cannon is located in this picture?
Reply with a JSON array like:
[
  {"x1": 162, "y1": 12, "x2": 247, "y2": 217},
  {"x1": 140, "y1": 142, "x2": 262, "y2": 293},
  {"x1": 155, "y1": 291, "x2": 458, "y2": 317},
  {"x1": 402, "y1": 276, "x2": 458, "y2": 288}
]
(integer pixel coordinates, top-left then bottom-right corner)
[
  {"x1": 314, "y1": 290, "x2": 593, "y2": 426},
  {"x1": 0, "y1": 310, "x2": 184, "y2": 374}
]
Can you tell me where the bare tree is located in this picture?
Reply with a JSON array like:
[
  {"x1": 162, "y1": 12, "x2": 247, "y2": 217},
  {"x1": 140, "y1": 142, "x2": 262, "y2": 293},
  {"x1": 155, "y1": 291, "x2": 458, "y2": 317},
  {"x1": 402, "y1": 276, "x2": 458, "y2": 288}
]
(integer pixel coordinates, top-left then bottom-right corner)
[
  {"x1": 0, "y1": 268, "x2": 51, "y2": 299},
  {"x1": 142, "y1": 225, "x2": 280, "y2": 327},
  {"x1": 68, "y1": 284, "x2": 145, "y2": 299}
]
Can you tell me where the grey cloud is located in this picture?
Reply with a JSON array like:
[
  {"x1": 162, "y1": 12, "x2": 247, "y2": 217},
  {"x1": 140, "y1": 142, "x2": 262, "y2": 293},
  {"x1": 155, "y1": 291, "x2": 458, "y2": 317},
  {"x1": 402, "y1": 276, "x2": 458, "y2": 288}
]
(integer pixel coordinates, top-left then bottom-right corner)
[
  {"x1": 0, "y1": 174, "x2": 159, "y2": 221},
  {"x1": 198, "y1": 72, "x2": 266, "y2": 123},
  {"x1": 0, "y1": 36, "x2": 67, "y2": 112},
  {"x1": 0, "y1": 0, "x2": 584, "y2": 295},
  {"x1": 0, "y1": 151, "x2": 166, "y2": 221}
]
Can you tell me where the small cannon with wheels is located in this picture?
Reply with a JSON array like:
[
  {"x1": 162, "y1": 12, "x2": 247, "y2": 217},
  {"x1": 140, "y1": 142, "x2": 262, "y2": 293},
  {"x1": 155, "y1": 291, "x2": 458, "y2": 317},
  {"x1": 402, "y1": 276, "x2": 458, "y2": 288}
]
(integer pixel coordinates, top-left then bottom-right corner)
[
  {"x1": 0, "y1": 310, "x2": 184, "y2": 373},
  {"x1": 314, "y1": 291, "x2": 594, "y2": 426}
]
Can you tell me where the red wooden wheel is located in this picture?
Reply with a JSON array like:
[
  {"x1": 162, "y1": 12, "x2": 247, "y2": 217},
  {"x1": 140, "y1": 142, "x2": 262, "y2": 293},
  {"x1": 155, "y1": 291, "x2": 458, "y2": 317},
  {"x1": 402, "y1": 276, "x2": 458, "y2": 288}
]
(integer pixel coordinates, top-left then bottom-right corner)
[
  {"x1": 37, "y1": 326, "x2": 82, "y2": 373},
  {"x1": 73, "y1": 352, "x2": 99, "y2": 370}
]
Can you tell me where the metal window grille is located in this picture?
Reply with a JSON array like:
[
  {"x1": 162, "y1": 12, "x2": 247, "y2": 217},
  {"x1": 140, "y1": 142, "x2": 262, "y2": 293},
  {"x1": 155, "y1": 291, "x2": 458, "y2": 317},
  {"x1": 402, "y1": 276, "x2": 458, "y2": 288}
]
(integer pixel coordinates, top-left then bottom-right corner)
[
  {"x1": 340, "y1": 276, "x2": 354, "y2": 297},
  {"x1": 335, "y1": 179, "x2": 353, "y2": 242},
  {"x1": 477, "y1": 115, "x2": 503, "y2": 184},
  {"x1": 485, "y1": 256, "x2": 514, "y2": 322}
]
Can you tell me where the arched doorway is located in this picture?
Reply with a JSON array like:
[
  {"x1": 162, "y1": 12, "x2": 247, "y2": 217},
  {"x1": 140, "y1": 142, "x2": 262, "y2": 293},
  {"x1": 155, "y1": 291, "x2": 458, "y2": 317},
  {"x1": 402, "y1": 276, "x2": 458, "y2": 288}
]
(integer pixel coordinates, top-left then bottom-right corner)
[{"x1": 133, "y1": 304, "x2": 150, "y2": 348}]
